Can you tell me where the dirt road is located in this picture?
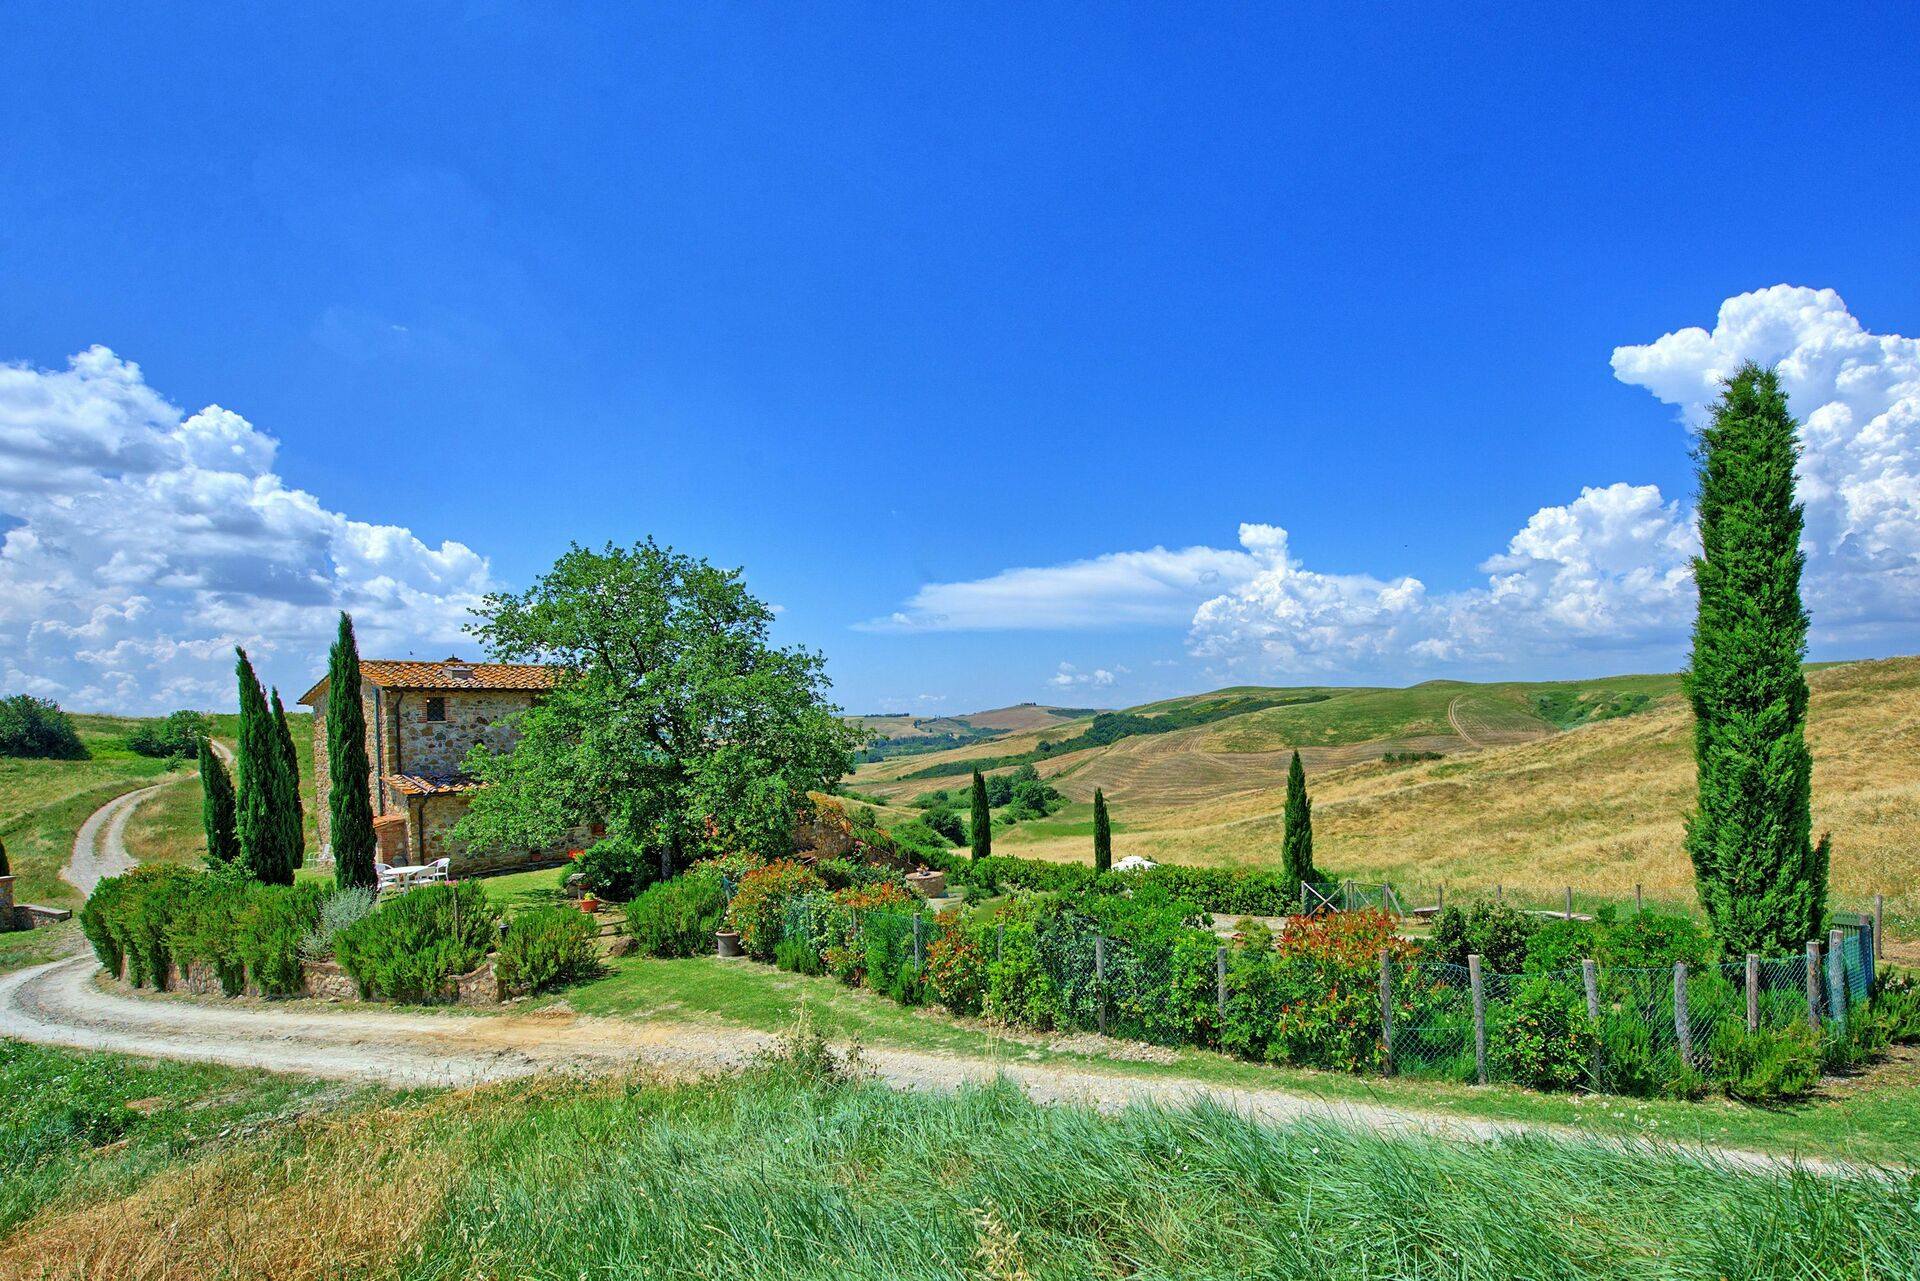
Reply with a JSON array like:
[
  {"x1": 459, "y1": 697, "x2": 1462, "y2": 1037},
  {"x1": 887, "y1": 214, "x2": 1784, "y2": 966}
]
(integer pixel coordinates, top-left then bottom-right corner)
[
  {"x1": 62, "y1": 742, "x2": 232, "y2": 897},
  {"x1": 0, "y1": 955, "x2": 1864, "y2": 1177}
]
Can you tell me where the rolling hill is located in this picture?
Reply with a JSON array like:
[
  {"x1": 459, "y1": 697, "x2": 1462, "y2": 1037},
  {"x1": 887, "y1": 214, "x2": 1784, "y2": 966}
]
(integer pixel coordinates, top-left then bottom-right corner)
[{"x1": 848, "y1": 659, "x2": 1920, "y2": 921}]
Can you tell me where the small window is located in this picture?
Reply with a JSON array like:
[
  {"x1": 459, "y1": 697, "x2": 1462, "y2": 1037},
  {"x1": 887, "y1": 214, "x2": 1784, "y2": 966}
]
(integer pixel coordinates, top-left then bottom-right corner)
[{"x1": 424, "y1": 697, "x2": 446, "y2": 723}]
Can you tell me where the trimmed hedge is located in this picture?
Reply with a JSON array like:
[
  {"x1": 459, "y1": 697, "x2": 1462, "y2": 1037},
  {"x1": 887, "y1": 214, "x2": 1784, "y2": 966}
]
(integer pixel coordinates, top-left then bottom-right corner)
[
  {"x1": 624, "y1": 867, "x2": 729, "y2": 958},
  {"x1": 942, "y1": 852, "x2": 1308, "y2": 917},
  {"x1": 79, "y1": 866, "x2": 324, "y2": 996}
]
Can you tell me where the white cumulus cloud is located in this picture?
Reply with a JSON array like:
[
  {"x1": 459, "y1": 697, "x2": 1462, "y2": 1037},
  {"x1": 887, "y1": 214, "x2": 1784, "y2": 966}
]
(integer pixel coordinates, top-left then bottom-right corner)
[
  {"x1": 1046, "y1": 661, "x2": 1124, "y2": 689},
  {"x1": 0, "y1": 347, "x2": 494, "y2": 711},
  {"x1": 872, "y1": 287, "x2": 1920, "y2": 679}
]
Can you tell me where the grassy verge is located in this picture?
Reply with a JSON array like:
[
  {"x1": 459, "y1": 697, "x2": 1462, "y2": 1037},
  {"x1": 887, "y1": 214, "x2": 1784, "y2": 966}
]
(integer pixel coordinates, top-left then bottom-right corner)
[
  {"x1": 0, "y1": 1039, "x2": 372, "y2": 1239},
  {"x1": 0, "y1": 920, "x2": 84, "y2": 975},
  {"x1": 0, "y1": 1039, "x2": 1911, "y2": 1279},
  {"x1": 554, "y1": 953, "x2": 1920, "y2": 1167},
  {"x1": 0, "y1": 758, "x2": 181, "y2": 909}
]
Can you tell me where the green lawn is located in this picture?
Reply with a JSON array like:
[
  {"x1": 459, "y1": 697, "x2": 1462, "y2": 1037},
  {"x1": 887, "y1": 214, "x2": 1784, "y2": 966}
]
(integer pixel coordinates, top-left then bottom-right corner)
[{"x1": 0, "y1": 731, "x2": 185, "y2": 909}]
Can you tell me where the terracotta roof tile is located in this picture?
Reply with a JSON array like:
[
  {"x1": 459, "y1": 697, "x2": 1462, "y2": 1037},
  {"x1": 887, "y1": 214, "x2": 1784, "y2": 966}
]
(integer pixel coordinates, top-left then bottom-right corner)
[
  {"x1": 299, "y1": 658, "x2": 562, "y2": 704},
  {"x1": 386, "y1": 772, "x2": 485, "y2": 797}
]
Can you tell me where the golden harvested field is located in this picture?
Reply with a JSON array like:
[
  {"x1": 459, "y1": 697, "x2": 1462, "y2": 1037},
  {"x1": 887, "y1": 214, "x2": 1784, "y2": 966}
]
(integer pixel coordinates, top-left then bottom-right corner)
[{"x1": 859, "y1": 658, "x2": 1920, "y2": 921}]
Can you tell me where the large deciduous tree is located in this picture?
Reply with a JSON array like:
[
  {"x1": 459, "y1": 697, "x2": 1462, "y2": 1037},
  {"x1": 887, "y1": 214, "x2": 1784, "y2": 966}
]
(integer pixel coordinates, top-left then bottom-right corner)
[
  {"x1": 1283, "y1": 750, "x2": 1314, "y2": 889},
  {"x1": 327, "y1": 612, "x2": 378, "y2": 889},
  {"x1": 455, "y1": 539, "x2": 862, "y2": 878},
  {"x1": 1686, "y1": 362, "x2": 1829, "y2": 955},
  {"x1": 969, "y1": 769, "x2": 991, "y2": 861},
  {"x1": 199, "y1": 745, "x2": 239, "y2": 866},
  {"x1": 1092, "y1": 787, "x2": 1111, "y2": 873},
  {"x1": 233, "y1": 648, "x2": 301, "y2": 885}
]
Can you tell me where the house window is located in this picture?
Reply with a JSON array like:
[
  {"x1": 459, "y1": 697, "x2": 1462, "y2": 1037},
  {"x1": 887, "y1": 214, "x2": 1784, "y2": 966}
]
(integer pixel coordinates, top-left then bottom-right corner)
[{"x1": 425, "y1": 697, "x2": 447, "y2": 723}]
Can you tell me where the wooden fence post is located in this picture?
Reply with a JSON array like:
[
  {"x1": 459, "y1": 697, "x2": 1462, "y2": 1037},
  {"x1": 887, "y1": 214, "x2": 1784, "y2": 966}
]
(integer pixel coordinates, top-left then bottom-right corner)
[
  {"x1": 1094, "y1": 935, "x2": 1108, "y2": 1037},
  {"x1": 1495, "y1": 883, "x2": 1503, "y2": 902},
  {"x1": 1634, "y1": 883, "x2": 1643, "y2": 914},
  {"x1": 1805, "y1": 941, "x2": 1822, "y2": 1033},
  {"x1": 1564, "y1": 886, "x2": 1574, "y2": 921},
  {"x1": 1875, "y1": 894, "x2": 1885, "y2": 960},
  {"x1": 912, "y1": 914, "x2": 924, "y2": 970},
  {"x1": 1581, "y1": 959, "x2": 1600, "y2": 1024},
  {"x1": 1673, "y1": 963, "x2": 1692, "y2": 1068},
  {"x1": 1215, "y1": 946, "x2": 1228, "y2": 1024},
  {"x1": 1745, "y1": 954, "x2": 1760, "y2": 1033},
  {"x1": 1856, "y1": 922, "x2": 1875, "y2": 998},
  {"x1": 1436, "y1": 883, "x2": 1445, "y2": 915},
  {"x1": 1379, "y1": 949, "x2": 1394, "y2": 1076},
  {"x1": 1827, "y1": 928, "x2": 1848, "y2": 1032},
  {"x1": 1468, "y1": 954, "x2": 1488, "y2": 1086}
]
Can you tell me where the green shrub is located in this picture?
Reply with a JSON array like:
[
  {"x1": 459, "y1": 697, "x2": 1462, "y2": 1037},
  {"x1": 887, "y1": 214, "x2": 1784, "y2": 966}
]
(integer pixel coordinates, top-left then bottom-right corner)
[
  {"x1": 126, "y1": 710, "x2": 212, "y2": 759},
  {"x1": 1708, "y1": 1021, "x2": 1822, "y2": 1101},
  {"x1": 570, "y1": 836, "x2": 658, "y2": 903},
  {"x1": 335, "y1": 882, "x2": 499, "y2": 1002},
  {"x1": 235, "y1": 882, "x2": 325, "y2": 996},
  {"x1": 79, "y1": 865, "x2": 197, "y2": 988},
  {"x1": 1524, "y1": 919, "x2": 1600, "y2": 974},
  {"x1": 164, "y1": 868, "x2": 254, "y2": 993},
  {"x1": 623, "y1": 867, "x2": 729, "y2": 958},
  {"x1": 496, "y1": 906, "x2": 599, "y2": 995},
  {"x1": 725, "y1": 860, "x2": 825, "y2": 960},
  {"x1": 0, "y1": 694, "x2": 85, "y2": 759},
  {"x1": 1869, "y1": 970, "x2": 1920, "y2": 1043},
  {"x1": 1490, "y1": 976, "x2": 1591, "y2": 1090},
  {"x1": 1427, "y1": 900, "x2": 1537, "y2": 974},
  {"x1": 1596, "y1": 912, "x2": 1714, "y2": 968},
  {"x1": 300, "y1": 887, "x2": 376, "y2": 962}
]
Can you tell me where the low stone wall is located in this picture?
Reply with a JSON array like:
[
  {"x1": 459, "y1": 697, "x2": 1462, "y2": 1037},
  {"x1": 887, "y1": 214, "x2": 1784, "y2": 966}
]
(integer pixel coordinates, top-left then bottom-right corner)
[{"x1": 114, "y1": 955, "x2": 501, "y2": 1008}]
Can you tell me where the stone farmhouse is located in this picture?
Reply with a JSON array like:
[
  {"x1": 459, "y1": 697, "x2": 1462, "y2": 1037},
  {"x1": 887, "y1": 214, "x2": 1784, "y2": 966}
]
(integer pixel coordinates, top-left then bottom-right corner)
[{"x1": 299, "y1": 657, "x2": 596, "y2": 875}]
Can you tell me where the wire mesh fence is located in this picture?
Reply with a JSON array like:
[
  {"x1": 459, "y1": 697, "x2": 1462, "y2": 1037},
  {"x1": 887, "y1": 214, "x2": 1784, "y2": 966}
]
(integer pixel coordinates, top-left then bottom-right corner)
[{"x1": 724, "y1": 878, "x2": 1885, "y2": 1097}]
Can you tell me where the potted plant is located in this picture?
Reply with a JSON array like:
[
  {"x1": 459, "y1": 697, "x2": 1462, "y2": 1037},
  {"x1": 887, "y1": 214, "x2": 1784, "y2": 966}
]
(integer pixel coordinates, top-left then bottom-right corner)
[
  {"x1": 580, "y1": 892, "x2": 601, "y2": 914},
  {"x1": 716, "y1": 927, "x2": 743, "y2": 958}
]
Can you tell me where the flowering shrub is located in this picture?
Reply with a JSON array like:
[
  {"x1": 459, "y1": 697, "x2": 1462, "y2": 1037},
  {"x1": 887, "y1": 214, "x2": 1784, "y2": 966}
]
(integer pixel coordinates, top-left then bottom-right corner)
[
  {"x1": 1222, "y1": 911, "x2": 1417, "y2": 1072},
  {"x1": 817, "y1": 881, "x2": 917, "y2": 984},
  {"x1": 923, "y1": 913, "x2": 986, "y2": 1013},
  {"x1": 724, "y1": 860, "x2": 823, "y2": 960}
]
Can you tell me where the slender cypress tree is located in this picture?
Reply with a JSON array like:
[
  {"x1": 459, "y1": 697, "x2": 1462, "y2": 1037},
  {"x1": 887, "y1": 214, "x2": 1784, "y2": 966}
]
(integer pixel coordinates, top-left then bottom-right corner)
[
  {"x1": 1283, "y1": 749, "x2": 1314, "y2": 889},
  {"x1": 1686, "y1": 363, "x2": 1828, "y2": 955},
  {"x1": 199, "y1": 744, "x2": 239, "y2": 866},
  {"x1": 234, "y1": 648, "x2": 299, "y2": 885},
  {"x1": 270, "y1": 687, "x2": 306, "y2": 869},
  {"x1": 1092, "y1": 788, "x2": 1112, "y2": 873},
  {"x1": 327, "y1": 612, "x2": 378, "y2": 889},
  {"x1": 969, "y1": 768, "x2": 992, "y2": 861}
]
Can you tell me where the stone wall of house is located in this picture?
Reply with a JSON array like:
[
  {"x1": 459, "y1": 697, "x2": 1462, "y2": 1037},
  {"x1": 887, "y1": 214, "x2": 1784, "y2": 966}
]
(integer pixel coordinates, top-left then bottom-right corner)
[
  {"x1": 395, "y1": 690, "x2": 537, "y2": 779},
  {"x1": 414, "y1": 793, "x2": 594, "y2": 876}
]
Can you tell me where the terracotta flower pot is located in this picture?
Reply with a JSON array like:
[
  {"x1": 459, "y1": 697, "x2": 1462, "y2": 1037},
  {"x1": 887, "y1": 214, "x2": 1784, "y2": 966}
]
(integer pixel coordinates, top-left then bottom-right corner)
[
  {"x1": 581, "y1": 895, "x2": 600, "y2": 913},
  {"x1": 716, "y1": 929, "x2": 743, "y2": 959}
]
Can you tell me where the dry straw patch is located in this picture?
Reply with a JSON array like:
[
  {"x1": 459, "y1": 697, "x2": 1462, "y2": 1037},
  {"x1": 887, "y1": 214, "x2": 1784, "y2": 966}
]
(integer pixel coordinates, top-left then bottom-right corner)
[
  {"x1": 970, "y1": 657, "x2": 1920, "y2": 914},
  {"x1": 0, "y1": 1091, "x2": 488, "y2": 1281}
]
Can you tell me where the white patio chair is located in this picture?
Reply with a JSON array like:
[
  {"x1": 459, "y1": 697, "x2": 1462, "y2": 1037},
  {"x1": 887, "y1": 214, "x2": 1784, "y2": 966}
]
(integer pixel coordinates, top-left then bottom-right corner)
[{"x1": 422, "y1": 857, "x2": 452, "y2": 883}]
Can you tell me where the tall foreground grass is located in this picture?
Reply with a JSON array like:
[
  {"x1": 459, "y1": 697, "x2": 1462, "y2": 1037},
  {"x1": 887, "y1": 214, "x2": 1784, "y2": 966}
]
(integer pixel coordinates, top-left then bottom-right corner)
[{"x1": 4, "y1": 1039, "x2": 1915, "y2": 1280}]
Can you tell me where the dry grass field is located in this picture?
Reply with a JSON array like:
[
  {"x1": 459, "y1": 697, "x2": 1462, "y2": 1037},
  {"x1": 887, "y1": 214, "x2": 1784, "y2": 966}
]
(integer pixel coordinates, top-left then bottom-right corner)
[{"x1": 855, "y1": 658, "x2": 1920, "y2": 923}]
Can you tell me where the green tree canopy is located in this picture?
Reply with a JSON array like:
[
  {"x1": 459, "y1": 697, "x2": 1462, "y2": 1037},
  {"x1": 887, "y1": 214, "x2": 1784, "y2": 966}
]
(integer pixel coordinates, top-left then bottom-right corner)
[
  {"x1": 327, "y1": 612, "x2": 378, "y2": 890},
  {"x1": 455, "y1": 539, "x2": 861, "y2": 876},
  {"x1": 969, "y1": 769, "x2": 991, "y2": 861},
  {"x1": 233, "y1": 648, "x2": 301, "y2": 885},
  {"x1": 199, "y1": 746, "x2": 239, "y2": 867},
  {"x1": 1686, "y1": 363, "x2": 1828, "y2": 954},
  {"x1": 1283, "y1": 749, "x2": 1314, "y2": 889},
  {"x1": 0, "y1": 694, "x2": 85, "y2": 760},
  {"x1": 1092, "y1": 788, "x2": 1111, "y2": 873}
]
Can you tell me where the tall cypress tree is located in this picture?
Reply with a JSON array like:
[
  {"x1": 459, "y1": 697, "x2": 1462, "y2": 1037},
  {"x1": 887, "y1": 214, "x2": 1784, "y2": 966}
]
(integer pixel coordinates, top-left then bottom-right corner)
[
  {"x1": 1092, "y1": 788, "x2": 1112, "y2": 873},
  {"x1": 234, "y1": 648, "x2": 299, "y2": 885},
  {"x1": 1686, "y1": 363, "x2": 1828, "y2": 955},
  {"x1": 327, "y1": 612, "x2": 378, "y2": 889},
  {"x1": 969, "y1": 768, "x2": 992, "y2": 862},
  {"x1": 270, "y1": 687, "x2": 306, "y2": 869},
  {"x1": 1283, "y1": 749, "x2": 1314, "y2": 889},
  {"x1": 199, "y1": 744, "x2": 239, "y2": 866}
]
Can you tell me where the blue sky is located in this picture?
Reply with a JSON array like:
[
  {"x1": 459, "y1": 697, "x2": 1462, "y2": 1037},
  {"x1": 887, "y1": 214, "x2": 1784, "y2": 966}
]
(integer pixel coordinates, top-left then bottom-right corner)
[{"x1": 3, "y1": 4, "x2": 1918, "y2": 714}]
